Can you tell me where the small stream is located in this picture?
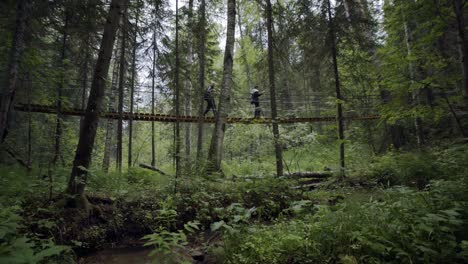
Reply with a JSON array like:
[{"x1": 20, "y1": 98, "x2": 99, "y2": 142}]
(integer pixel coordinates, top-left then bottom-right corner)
[
  {"x1": 79, "y1": 246, "x2": 200, "y2": 264},
  {"x1": 79, "y1": 247, "x2": 153, "y2": 264}
]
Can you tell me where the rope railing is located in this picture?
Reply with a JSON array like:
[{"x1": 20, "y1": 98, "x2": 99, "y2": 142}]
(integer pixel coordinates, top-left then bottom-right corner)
[{"x1": 14, "y1": 103, "x2": 380, "y2": 124}]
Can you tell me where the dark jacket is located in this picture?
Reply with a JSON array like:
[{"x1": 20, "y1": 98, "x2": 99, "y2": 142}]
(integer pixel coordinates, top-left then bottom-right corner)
[
  {"x1": 251, "y1": 91, "x2": 262, "y2": 104},
  {"x1": 204, "y1": 87, "x2": 214, "y2": 101}
]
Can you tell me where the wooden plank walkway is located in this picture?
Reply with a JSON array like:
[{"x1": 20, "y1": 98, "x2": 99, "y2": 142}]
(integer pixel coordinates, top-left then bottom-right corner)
[{"x1": 14, "y1": 104, "x2": 380, "y2": 124}]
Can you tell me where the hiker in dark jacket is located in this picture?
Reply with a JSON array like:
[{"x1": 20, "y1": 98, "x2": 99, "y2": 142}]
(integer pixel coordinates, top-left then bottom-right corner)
[
  {"x1": 203, "y1": 83, "x2": 217, "y2": 116},
  {"x1": 250, "y1": 86, "x2": 263, "y2": 118}
]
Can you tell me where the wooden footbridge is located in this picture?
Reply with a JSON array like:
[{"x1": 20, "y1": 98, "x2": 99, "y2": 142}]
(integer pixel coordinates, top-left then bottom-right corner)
[{"x1": 14, "y1": 104, "x2": 380, "y2": 124}]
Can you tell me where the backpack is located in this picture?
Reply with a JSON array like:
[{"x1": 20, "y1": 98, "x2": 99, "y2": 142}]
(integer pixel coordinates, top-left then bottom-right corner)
[{"x1": 204, "y1": 89, "x2": 212, "y2": 100}]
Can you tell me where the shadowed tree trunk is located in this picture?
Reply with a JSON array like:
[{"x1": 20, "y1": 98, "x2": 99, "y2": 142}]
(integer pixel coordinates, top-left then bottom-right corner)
[
  {"x1": 453, "y1": 0, "x2": 468, "y2": 103},
  {"x1": 403, "y1": 19, "x2": 424, "y2": 147},
  {"x1": 174, "y1": 0, "x2": 181, "y2": 184},
  {"x1": 326, "y1": 0, "x2": 345, "y2": 177},
  {"x1": 117, "y1": 5, "x2": 128, "y2": 172},
  {"x1": 196, "y1": 0, "x2": 206, "y2": 160},
  {"x1": 184, "y1": 0, "x2": 194, "y2": 159},
  {"x1": 151, "y1": 1, "x2": 159, "y2": 167},
  {"x1": 0, "y1": 0, "x2": 32, "y2": 143},
  {"x1": 102, "y1": 46, "x2": 120, "y2": 173},
  {"x1": 236, "y1": 1, "x2": 253, "y2": 90},
  {"x1": 81, "y1": 47, "x2": 90, "y2": 111},
  {"x1": 67, "y1": 0, "x2": 125, "y2": 209},
  {"x1": 207, "y1": 0, "x2": 236, "y2": 172},
  {"x1": 128, "y1": 0, "x2": 140, "y2": 168},
  {"x1": 266, "y1": 0, "x2": 283, "y2": 177},
  {"x1": 52, "y1": 9, "x2": 69, "y2": 167}
]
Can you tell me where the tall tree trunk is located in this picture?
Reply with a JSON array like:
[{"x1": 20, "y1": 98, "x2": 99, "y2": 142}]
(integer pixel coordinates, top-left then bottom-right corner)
[
  {"x1": 453, "y1": 0, "x2": 468, "y2": 103},
  {"x1": 326, "y1": 0, "x2": 345, "y2": 177},
  {"x1": 196, "y1": 0, "x2": 206, "y2": 160},
  {"x1": 52, "y1": 10, "x2": 69, "y2": 167},
  {"x1": 27, "y1": 77, "x2": 32, "y2": 168},
  {"x1": 236, "y1": 1, "x2": 253, "y2": 90},
  {"x1": 102, "y1": 46, "x2": 120, "y2": 173},
  {"x1": 266, "y1": 0, "x2": 283, "y2": 177},
  {"x1": 0, "y1": 0, "x2": 32, "y2": 143},
  {"x1": 117, "y1": 5, "x2": 128, "y2": 172},
  {"x1": 128, "y1": 1, "x2": 140, "y2": 168},
  {"x1": 184, "y1": 0, "x2": 194, "y2": 159},
  {"x1": 151, "y1": 12, "x2": 157, "y2": 167},
  {"x1": 403, "y1": 20, "x2": 424, "y2": 147},
  {"x1": 207, "y1": 0, "x2": 236, "y2": 172},
  {"x1": 174, "y1": 0, "x2": 181, "y2": 181},
  {"x1": 80, "y1": 1, "x2": 92, "y2": 113},
  {"x1": 277, "y1": 4, "x2": 293, "y2": 111},
  {"x1": 81, "y1": 49, "x2": 90, "y2": 110},
  {"x1": 67, "y1": 0, "x2": 125, "y2": 208}
]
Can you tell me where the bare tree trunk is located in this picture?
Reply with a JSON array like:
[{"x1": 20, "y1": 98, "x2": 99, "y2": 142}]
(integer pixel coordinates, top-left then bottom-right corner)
[
  {"x1": 52, "y1": 10, "x2": 69, "y2": 167},
  {"x1": 27, "y1": 77, "x2": 32, "y2": 168},
  {"x1": 326, "y1": 0, "x2": 345, "y2": 177},
  {"x1": 67, "y1": 0, "x2": 125, "y2": 208},
  {"x1": 403, "y1": 20, "x2": 424, "y2": 147},
  {"x1": 277, "y1": 4, "x2": 293, "y2": 112},
  {"x1": 81, "y1": 49, "x2": 90, "y2": 110},
  {"x1": 151, "y1": 17, "x2": 157, "y2": 167},
  {"x1": 102, "y1": 46, "x2": 120, "y2": 173},
  {"x1": 236, "y1": 1, "x2": 253, "y2": 90},
  {"x1": 128, "y1": 1, "x2": 140, "y2": 168},
  {"x1": 174, "y1": 0, "x2": 181, "y2": 183},
  {"x1": 0, "y1": 0, "x2": 32, "y2": 143},
  {"x1": 117, "y1": 5, "x2": 128, "y2": 172},
  {"x1": 266, "y1": 0, "x2": 283, "y2": 177},
  {"x1": 207, "y1": 0, "x2": 236, "y2": 172},
  {"x1": 184, "y1": 0, "x2": 194, "y2": 159},
  {"x1": 196, "y1": 0, "x2": 206, "y2": 160},
  {"x1": 80, "y1": 1, "x2": 93, "y2": 112},
  {"x1": 453, "y1": 0, "x2": 468, "y2": 103}
]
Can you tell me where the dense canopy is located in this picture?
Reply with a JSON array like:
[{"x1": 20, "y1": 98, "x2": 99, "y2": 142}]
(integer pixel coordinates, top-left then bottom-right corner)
[{"x1": 0, "y1": 0, "x2": 467, "y2": 263}]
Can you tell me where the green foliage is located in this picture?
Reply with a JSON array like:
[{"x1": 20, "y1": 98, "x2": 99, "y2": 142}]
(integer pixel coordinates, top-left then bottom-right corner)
[
  {"x1": 211, "y1": 203, "x2": 256, "y2": 234},
  {"x1": 223, "y1": 179, "x2": 468, "y2": 264},
  {"x1": 359, "y1": 143, "x2": 468, "y2": 188},
  {"x1": 0, "y1": 206, "x2": 72, "y2": 264},
  {"x1": 142, "y1": 221, "x2": 199, "y2": 263},
  {"x1": 143, "y1": 228, "x2": 187, "y2": 255},
  {"x1": 363, "y1": 151, "x2": 441, "y2": 188}
]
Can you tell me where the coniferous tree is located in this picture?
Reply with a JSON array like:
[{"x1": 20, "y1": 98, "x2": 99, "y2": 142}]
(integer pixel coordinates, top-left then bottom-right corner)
[
  {"x1": 326, "y1": 0, "x2": 345, "y2": 176},
  {"x1": 265, "y1": 0, "x2": 283, "y2": 176},
  {"x1": 174, "y1": 0, "x2": 181, "y2": 181},
  {"x1": 196, "y1": 0, "x2": 207, "y2": 160},
  {"x1": 0, "y1": 0, "x2": 32, "y2": 143},
  {"x1": 116, "y1": 3, "x2": 128, "y2": 172},
  {"x1": 208, "y1": 0, "x2": 236, "y2": 172},
  {"x1": 67, "y1": 0, "x2": 125, "y2": 209}
]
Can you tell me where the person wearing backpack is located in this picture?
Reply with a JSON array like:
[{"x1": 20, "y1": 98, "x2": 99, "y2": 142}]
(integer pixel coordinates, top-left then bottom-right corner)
[
  {"x1": 203, "y1": 82, "x2": 217, "y2": 116},
  {"x1": 250, "y1": 86, "x2": 263, "y2": 118}
]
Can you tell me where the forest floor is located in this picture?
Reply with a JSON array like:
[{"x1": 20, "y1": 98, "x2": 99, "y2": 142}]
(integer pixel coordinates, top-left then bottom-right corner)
[{"x1": 1, "y1": 141, "x2": 468, "y2": 263}]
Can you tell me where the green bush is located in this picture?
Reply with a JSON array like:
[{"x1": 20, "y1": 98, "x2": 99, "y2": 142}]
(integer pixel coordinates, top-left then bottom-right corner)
[
  {"x1": 223, "y1": 179, "x2": 468, "y2": 264},
  {"x1": 0, "y1": 206, "x2": 73, "y2": 264},
  {"x1": 363, "y1": 151, "x2": 442, "y2": 188}
]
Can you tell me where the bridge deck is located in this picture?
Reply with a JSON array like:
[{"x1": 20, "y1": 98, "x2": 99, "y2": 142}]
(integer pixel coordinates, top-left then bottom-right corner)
[{"x1": 14, "y1": 104, "x2": 380, "y2": 124}]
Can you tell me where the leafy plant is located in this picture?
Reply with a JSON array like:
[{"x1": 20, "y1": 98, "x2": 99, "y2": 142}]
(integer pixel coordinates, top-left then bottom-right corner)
[{"x1": 0, "y1": 206, "x2": 72, "y2": 264}]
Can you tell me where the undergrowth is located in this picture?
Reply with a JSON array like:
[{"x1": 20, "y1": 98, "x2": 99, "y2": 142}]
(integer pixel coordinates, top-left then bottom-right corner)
[{"x1": 0, "y1": 142, "x2": 467, "y2": 263}]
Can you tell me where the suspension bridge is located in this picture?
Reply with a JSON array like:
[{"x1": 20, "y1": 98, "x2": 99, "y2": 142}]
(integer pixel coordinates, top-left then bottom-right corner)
[{"x1": 14, "y1": 104, "x2": 380, "y2": 124}]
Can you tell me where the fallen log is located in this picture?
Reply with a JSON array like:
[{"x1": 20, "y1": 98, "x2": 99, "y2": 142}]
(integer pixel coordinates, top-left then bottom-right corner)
[
  {"x1": 2, "y1": 143, "x2": 31, "y2": 170},
  {"x1": 285, "y1": 172, "x2": 332, "y2": 179},
  {"x1": 298, "y1": 177, "x2": 324, "y2": 184},
  {"x1": 291, "y1": 182, "x2": 323, "y2": 190},
  {"x1": 139, "y1": 163, "x2": 170, "y2": 176}
]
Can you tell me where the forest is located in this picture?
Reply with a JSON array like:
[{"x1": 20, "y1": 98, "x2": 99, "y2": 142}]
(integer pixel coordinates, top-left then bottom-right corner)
[{"x1": 0, "y1": 0, "x2": 467, "y2": 263}]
